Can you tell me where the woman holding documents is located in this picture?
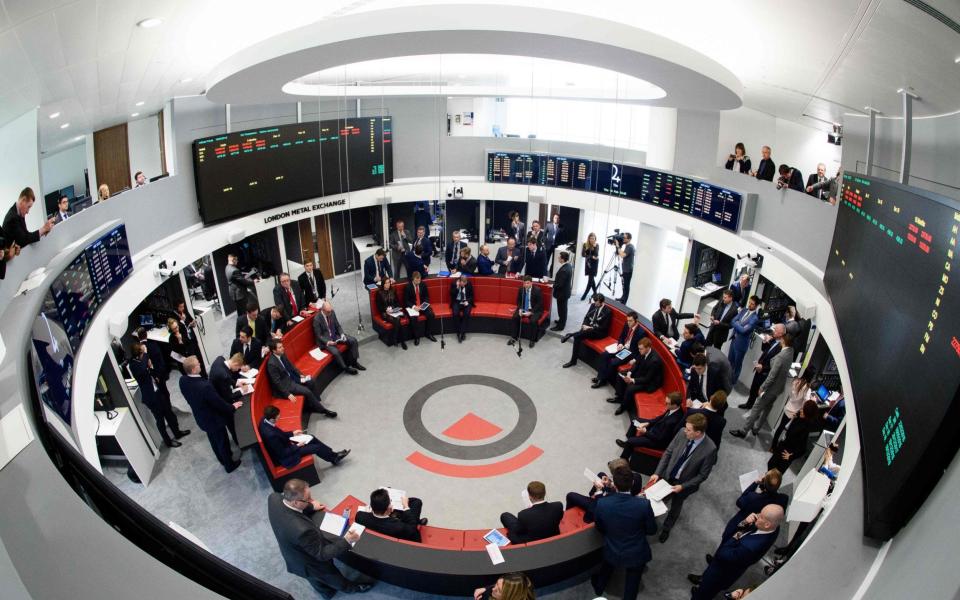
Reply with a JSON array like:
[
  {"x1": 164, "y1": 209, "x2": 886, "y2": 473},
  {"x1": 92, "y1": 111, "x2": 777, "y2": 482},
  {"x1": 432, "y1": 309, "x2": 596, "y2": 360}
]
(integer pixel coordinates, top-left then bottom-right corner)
[{"x1": 375, "y1": 278, "x2": 410, "y2": 350}]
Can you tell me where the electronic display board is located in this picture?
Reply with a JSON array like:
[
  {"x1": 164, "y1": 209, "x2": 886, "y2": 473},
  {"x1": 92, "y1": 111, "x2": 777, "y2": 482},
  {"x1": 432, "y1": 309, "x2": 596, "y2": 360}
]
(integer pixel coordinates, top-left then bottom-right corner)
[
  {"x1": 193, "y1": 117, "x2": 393, "y2": 224},
  {"x1": 486, "y1": 151, "x2": 742, "y2": 232},
  {"x1": 824, "y1": 173, "x2": 960, "y2": 540}
]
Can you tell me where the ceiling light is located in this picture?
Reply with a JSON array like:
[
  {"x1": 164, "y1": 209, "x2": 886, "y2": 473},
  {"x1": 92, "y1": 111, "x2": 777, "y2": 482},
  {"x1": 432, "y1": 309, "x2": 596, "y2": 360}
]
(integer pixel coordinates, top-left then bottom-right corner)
[
  {"x1": 955, "y1": 57, "x2": 960, "y2": 64},
  {"x1": 60, "y1": 123, "x2": 69, "y2": 129},
  {"x1": 135, "y1": 101, "x2": 145, "y2": 107},
  {"x1": 48, "y1": 112, "x2": 60, "y2": 119},
  {"x1": 131, "y1": 112, "x2": 140, "y2": 118},
  {"x1": 73, "y1": 135, "x2": 84, "y2": 141},
  {"x1": 136, "y1": 18, "x2": 163, "y2": 29}
]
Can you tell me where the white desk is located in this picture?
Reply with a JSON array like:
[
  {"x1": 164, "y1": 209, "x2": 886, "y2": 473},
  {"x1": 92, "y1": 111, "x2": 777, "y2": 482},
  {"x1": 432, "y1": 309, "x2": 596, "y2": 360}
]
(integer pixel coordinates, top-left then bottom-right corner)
[
  {"x1": 353, "y1": 235, "x2": 380, "y2": 270},
  {"x1": 96, "y1": 407, "x2": 156, "y2": 485},
  {"x1": 681, "y1": 283, "x2": 723, "y2": 316}
]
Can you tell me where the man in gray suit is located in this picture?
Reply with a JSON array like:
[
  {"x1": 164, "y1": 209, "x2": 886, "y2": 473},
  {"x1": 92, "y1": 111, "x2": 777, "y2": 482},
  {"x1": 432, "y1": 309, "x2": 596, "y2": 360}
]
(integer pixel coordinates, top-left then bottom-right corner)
[
  {"x1": 648, "y1": 413, "x2": 718, "y2": 543},
  {"x1": 312, "y1": 301, "x2": 364, "y2": 375},
  {"x1": 225, "y1": 253, "x2": 257, "y2": 314},
  {"x1": 544, "y1": 213, "x2": 562, "y2": 274},
  {"x1": 495, "y1": 237, "x2": 523, "y2": 275},
  {"x1": 389, "y1": 219, "x2": 412, "y2": 280},
  {"x1": 267, "y1": 479, "x2": 373, "y2": 598},
  {"x1": 731, "y1": 334, "x2": 794, "y2": 439}
]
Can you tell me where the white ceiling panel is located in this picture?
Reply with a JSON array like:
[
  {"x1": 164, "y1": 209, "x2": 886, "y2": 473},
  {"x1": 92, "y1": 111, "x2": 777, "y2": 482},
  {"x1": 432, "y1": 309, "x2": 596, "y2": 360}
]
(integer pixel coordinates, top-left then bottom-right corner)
[
  {"x1": 0, "y1": 4, "x2": 11, "y2": 32},
  {"x1": 16, "y1": 12, "x2": 66, "y2": 73},
  {"x1": 96, "y1": 50, "x2": 123, "y2": 105},
  {"x1": 68, "y1": 59, "x2": 97, "y2": 99},
  {"x1": 0, "y1": 28, "x2": 34, "y2": 89},
  {"x1": 1, "y1": 0, "x2": 72, "y2": 27},
  {"x1": 95, "y1": 0, "x2": 137, "y2": 58},
  {"x1": 38, "y1": 66, "x2": 76, "y2": 103},
  {"x1": 54, "y1": 0, "x2": 98, "y2": 65}
]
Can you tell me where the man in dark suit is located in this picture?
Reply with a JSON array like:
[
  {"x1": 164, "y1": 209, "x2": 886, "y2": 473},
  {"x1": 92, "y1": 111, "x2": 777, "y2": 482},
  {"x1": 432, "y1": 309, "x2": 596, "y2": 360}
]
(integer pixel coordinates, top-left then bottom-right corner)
[
  {"x1": 404, "y1": 271, "x2": 437, "y2": 344},
  {"x1": 445, "y1": 230, "x2": 467, "y2": 271},
  {"x1": 208, "y1": 353, "x2": 245, "y2": 447},
  {"x1": 236, "y1": 305, "x2": 270, "y2": 346},
  {"x1": 609, "y1": 338, "x2": 664, "y2": 416},
  {"x1": 705, "y1": 290, "x2": 737, "y2": 349},
  {"x1": 180, "y1": 356, "x2": 240, "y2": 472},
  {"x1": 230, "y1": 326, "x2": 265, "y2": 368},
  {"x1": 297, "y1": 260, "x2": 326, "y2": 305},
  {"x1": 591, "y1": 468, "x2": 658, "y2": 600},
  {"x1": 721, "y1": 469, "x2": 789, "y2": 541},
  {"x1": 550, "y1": 251, "x2": 573, "y2": 331},
  {"x1": 565, "y1": 458, "x2": 643, "y2": 523},
  {"x1": 806, "y1": 163, "x2": 830, "y2": 201},
  {"x1": 3, "y1": 187, "x2": 53, "y2": 248},
  {"x1": 562, "y1": 293, "x2": 612, "y2": 368},
  {"x1": 273, "y1": 272, "x2": 306, "y2": 324},
  {"x1": 269, "y1": 306, "x2": 290, "y2": 337},
  {"x1": 259, "y1": 405, "x2": 349, "y2": 468},
  {"x1": 739, "y1": 323, "x2": 784, "y2": 410},
  {"x1": 265, "y1": 338, "x2": 336, "y2": 417},
  {"x1": 689, "y1": 504, "x2": 784, "y2": 599},
  {"x1": 522, "y1": 238, "x2": 546, "y2": 279},
  {"x1": 412, "y1": 225, "x2": 433, "y2": 267},
  {"x1": 544, "y1": 213, "x2": 562, "y2": 275},
  {"x1": 53, "y1": 195, "x2": 71, "y2": 224},
  {"x1": 225, "y1": 253, "x2": 257, "y2": 314},
  {"x1": 750, "y1": 145, "x2": 775, "y2": 182},
  {"x1": 312, "y1": 301, "x2": 364, "y2": 374},
  {"x1": 389, "y1": 219, "x2": 412, "y2": 279},
  {"x1": 687, "y1": 353, "x2": 731, "y2": 406},
  {"x1": 135, "y1": 327, "x2": 171, "y2": 403},
  {"x1": 450, "y1": 276, "x2": 473, "y2": 343},
  {"x1": 500, "y1": 481, "x2": 564, "y2": 544},
  {"x1": 495, "y1": 237, "x2": 522, "y2": 275},
  {"x1": 616, "y1": 391, "x2": 684, "y2": 456},
  {"x1": 404, "y1": 246, "x2": 428, "y2": 280},
  {"x1": 592, "y1": 311, "x2": 645, "y2": 389},
  {"x1": 651, "y1": 298, "x2": 696, "y2": 340},
  {"x1": 729, "y1": 273, "x2": 751, "y2": 307},
  {"x1": 688, "y1": 390, "x2": 728, "y2": 449},
  {"x1": 777, "y1": 164, "x2": 804, "y2": 192},
  {"x1": 527, "y1": 220, "x2": 545, "y2": 249},
  {"x1": 128, "y1": 342, "x2": 189, "y2": 448},
  {"x1": 362, "y1": 249, "x2": 392, "y2": 286},
  {"x1": 355, "y1": 488, "x2": 427, "y2": 542},
  {"x1": 509, "y1": 276, "x2": 543, "y2": 348},
  {"x1": 267, "y1": 479, "x2": 371, "y2": 599},
  {"x1": 650, "y1": 413, "x2": 718, "y2": 543}
]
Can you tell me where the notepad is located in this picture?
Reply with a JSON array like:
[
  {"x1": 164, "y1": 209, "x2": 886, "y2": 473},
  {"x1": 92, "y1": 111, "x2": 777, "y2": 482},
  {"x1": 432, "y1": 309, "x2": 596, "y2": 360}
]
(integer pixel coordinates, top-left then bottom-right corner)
[
  {"x1": 380, "y1": 487, "x2": 406, "y2": 511},
  {"x1": 521, "y1": 488, "x2": 532, "y2": 509},
  {"x1": 243, "y1": 368, "x2": 259, "y2": 378},
  {"x1": 584, "y1": 467, "x2": 599, "y2": 484},
  {"x1": 419, "y1": 302, "x2": 430, "y2": 310},
  {"x1": 739, "y1": 470, "x2": 761, "y2": 492},
  {"x1": 485, "y1": 543, "x2": 506, "y2": 565},
  {"x1": 319, "y1": 512, "x2": 348, "y2": 537},
  {"x1": 604, "y1": 343, "x2": 619, "y2": 354},
  {"x1": 345, "y1": 522, "x2": 365, "y2": 546},
  {"x1": 644, "y1": 479, "x2": 674, "y2": 502},
  {"x1": 406, "y1": 307, "x2": 419, "y2": 317},
  {"x1": 291, "y1": 315, "x2": 305, "y2": 323},
  {"x1": 169, "y1": 351, "x2": 185, "y2": 363},
  {"x1": 290, "y1": 434, "x2": 314, "y2": 444},
  {"x1": 309, "y1": 348, "x2": 327, "y2": 361}
]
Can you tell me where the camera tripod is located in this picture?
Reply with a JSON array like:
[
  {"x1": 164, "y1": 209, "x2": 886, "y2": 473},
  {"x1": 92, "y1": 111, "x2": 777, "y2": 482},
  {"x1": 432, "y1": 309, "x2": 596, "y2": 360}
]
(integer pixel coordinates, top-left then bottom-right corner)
[{"x1": 600, "y1": 250, "x2": 622, "y2": 298}]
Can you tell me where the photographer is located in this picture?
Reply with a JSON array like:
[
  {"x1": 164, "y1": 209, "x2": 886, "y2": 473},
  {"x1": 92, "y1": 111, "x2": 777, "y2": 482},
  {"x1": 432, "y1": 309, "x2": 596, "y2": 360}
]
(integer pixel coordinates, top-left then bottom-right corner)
[
  {"x1": 614, "y1": 232, "x2": 634, "y2": 304},
  {"x1": 724, "y1": 142, "x2": 751, "y2": 174},
  {"x1": 775, "y1": 164, "x2": 804, "y2": 193}
]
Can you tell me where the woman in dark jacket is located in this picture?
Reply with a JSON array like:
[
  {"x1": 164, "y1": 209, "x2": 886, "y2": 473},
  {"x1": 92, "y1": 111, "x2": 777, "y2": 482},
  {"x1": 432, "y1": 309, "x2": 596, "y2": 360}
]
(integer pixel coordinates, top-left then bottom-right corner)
[
  {"x1": 375, "y1": 278, "x2": 410, "y2": 350},
  {"x1": 768, "y1": 399, "x2": 818, "y2": 472},
  {"x1": 580, "y1": 232, "x2": 600, "y2": 301},
  {"x1": 167, "y1": 318, "x2": 205, "y2": 376},
  {"x1": 724, "y1": 142, "x2": 752, "y2": 174}
]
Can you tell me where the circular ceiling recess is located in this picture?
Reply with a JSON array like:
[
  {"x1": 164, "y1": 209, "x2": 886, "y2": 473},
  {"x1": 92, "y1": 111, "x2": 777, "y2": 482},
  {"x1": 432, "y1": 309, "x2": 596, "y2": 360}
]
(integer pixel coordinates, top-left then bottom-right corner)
[{"x1": 205, "y1": 4, "x2": 742, "y2": 110}]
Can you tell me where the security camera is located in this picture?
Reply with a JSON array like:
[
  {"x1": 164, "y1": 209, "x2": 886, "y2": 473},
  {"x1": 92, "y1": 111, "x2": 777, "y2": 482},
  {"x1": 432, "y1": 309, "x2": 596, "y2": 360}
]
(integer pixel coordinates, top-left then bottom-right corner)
[{"x1": 154, "y1": 258, "x2": 179, "y2": 278}]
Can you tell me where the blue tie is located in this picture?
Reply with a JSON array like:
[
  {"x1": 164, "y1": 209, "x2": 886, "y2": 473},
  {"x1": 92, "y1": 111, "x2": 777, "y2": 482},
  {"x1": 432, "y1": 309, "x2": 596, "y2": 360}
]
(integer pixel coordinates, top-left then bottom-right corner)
[
  {"x1": 669, "y1": 440, "x2": 696, "y2": 480},
  {"x1": 524, "y1": 290, "x2": 530, "y2": 311},
  {"x1": 280, "y1": 356, "x2": 297, "y2": 380}
]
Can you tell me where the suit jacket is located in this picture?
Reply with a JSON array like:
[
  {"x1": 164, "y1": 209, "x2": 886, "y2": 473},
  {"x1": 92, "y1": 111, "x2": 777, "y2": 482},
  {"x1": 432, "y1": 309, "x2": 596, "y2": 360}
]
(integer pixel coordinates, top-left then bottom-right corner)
[
  {"x1": 209, "y1": 356, "x2": 241, "y2": 403},
  {"x1": 651, "y1": 309, "x2": 695, "y2": 340},
  {"x1": 129, "y1": 356, "x2": 162, "y2": 409},
  {"x1": 515, "y1": 286, "x2": 543, "y2": 316},
  {"x1": 510, "y1": 501, "x2": 564, "y2": 543},
  {"x1": 655, "y1": 431, "x2": 718, "y2": 493},
  {"x1": 404, "y1": 281, "x2": 431, "y2": 308},
  {"x1": 722, "y1": 484, "x2": 790, "y2": 540},
  {"x1": 389, "y1": 228, "x2": 412, "y2": 257},
  {"x1": 445, "y1": 240, "x2": 467, "y2": 270},
  {"x1": 266, "y1": 353, "x2": 303, "y2": 399},
  {"x1": 457, "y1": 256, "x2": 477, "y2": 274},
  {"x1": 686, "y1": 358, "x2": 731, "y2": 404},
  {"x1": 729, "y1": 308, "x2": 759, "y2": 352},
  {"x1": 754, "y1": 158, "x2": 775, "y2": 182},
  {"x1": 273, "y1": 283, "x2": 305, "y2": 321},
  {"x1": 356, "y1": 509, "x2": 422, "y2": 543},
  {"x1": 53, "y1": 210, "x2": 70, "y2": 224},
  {"x1": 729, "y1": 282, "x2": 750, "y2": 307},
  {"x1": 259, "y1": 419, "x2": 306, "y2": 468},
  {"x1": 705, "y1": 526, "x2": 780, "y2": 592},
  {"x1": 688, "y1": 407, "x2": 727, "y2": 448},
  {"x1": 616, "y1": 324, "x2": 645, "y2": 356},
  {"x1": 404, "y1": 251, "x2": 428, "y2": 279},
  {"x1": 312, "y1": 310, "x2": 345, "y2": 346},
  {"x1": 522, "y1": 247, "x2": 546, "y2": 278},
  {"x1": 755, "y1": 339, "x2": 783, "y2": 376},
  {"x1": 225, "y1": 263, "x2": 255, "y2": 302},
  {"x1": 677, "y1": 331, "x2": 705, "y2": 365},
  {"x1": 785, "y1": 169, "x2": 804, "y2": 192},
  {"x1": 582, "y1": 304, "x2": 612, "y2": 331},
  {"x1": 725, "y1": 156, "x2": 752, "y2": 174},
  {"x1": 706, "y1": 347, "x2": 733, "y2": 393},
  {"x1": 166, "y1": 330, "x2": 194, "y2": 359},
  {"x1": 297, "y1": 269, "x2": 326, "y2": 304},
  {"x1": 477, "y1": 254, "x2": 495, "y2": 275},
  {"x1": 806, "y1": 173, "x2": 830, "y2": 200},
  {"x1": 494, "y1": 245, "x2": 522, "y2": 275},
  {"x1": 267, "y1": 493, "x2": 351, "y2": 579},
  {"x1": 758, "y1": 348, "x2": 792, "y2": 399},
  {"x1": 2, "y1": 204, "x2": 39, "y2": 247},
  {"x1": 375, "y1": 289, "x2": 402, "y2": 317},
  {"x1": 581, "y1": 244, "x2": 599, "y2": 277},
  {"x1": 544, "y1": 222, "x2": 562, "y2": 249},
  {"x1": 411, "y1": 234, "x2": 433, "y2": 266},
  {"x1": 179, "y1": 373, "x2": 234, "y2": 432},
  {"x1": 230, "y1": 337, "x2": 264, "y2": 368},
  {"x1": 363, "y1": 255, "x2": 392, "y2": 285},
  {"x1": 144, "y1": 339, "x2": 169, "y2": 381},
  {"x1": 627, "y1": 350, "x2": 664, "y2": 394},
  {"x1": 706, "y1": 300, "x2": 737, "y2": 345},
  {"x1": 594, "y1": 493, "x2": 657, "y2": 568},
  {"x1": 509, "y1": 221, "x2": 525, "y2": 243},
  {"x1": 236, "y1": 312, "x2": 270, "y2": 345},
  {"x1": 528, "y1": 229, "x2": 545, "y2": 248},
  {"x1": 637, "y1": 407, "x2": 684, "y2": 448},
  {"x1": 774, "y1": 416, "x2": 812, "y2": 458},
  {"x1": 450, "y1": 281, "x2": 474, "y2": 308},
  {"x1": 553, "y1": 262, "x2": 573, "y2": 299}
]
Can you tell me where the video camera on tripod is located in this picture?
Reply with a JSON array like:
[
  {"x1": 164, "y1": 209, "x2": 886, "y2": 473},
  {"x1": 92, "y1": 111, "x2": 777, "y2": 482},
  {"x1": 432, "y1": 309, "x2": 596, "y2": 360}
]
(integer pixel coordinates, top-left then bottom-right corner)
[{"x1": 606, "y1": 229, "x2": 626, "y2": 246}]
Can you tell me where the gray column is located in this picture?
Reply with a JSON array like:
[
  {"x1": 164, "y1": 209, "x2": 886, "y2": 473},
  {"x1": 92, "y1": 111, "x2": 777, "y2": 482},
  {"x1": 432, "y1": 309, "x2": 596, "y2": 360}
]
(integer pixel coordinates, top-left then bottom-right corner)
[
  {"x1": 864, "y1": 107, "x2": 877, "y2": 176},
  {"x1": 898, "y1": 89, "x2": 918, "y2": 185},
  {"x1": 225, "y1": 104, "x2": 231, "y2": 134}
]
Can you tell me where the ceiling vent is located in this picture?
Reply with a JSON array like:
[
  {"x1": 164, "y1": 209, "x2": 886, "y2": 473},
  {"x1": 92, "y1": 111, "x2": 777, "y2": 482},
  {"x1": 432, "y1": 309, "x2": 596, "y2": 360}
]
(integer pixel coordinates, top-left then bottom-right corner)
[{"x1": 902, "y1": 0, "x2": 960, "y2": 36}]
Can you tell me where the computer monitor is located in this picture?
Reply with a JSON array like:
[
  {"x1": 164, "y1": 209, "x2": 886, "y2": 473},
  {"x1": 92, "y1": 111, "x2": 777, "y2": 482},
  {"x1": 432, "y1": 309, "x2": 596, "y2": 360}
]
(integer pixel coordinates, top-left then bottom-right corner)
[
  {"x1": 712, "y1": 272, "x2": 722, "y2": 283},
  {"x1": 139, "y1": 314, "x2": 155, "y2": 328},
  {"x1": 817, "y1": 384, "x2": 830, "y2": 401},
  {"x1": 60, "y1": 185, "x2": 75, "y2": 200},
  {"x1": 44, "y1": 190, "x2": 61, "y2": 216}
]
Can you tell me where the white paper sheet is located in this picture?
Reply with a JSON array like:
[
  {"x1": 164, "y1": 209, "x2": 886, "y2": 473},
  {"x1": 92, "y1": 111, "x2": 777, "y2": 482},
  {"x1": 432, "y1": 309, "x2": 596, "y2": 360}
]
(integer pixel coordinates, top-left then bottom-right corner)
[
  {"x1": 290, "y1": 434, "x2": 314, "y2": 444},
  {"x1": 604, "y1": 343, "x2": 619, "y2": 354},
  {"x1": 644, "y1": 479, "x2": 675, "y2": 502},
  {"x1": 650, "y1": 498, "x2": 668, "y2": 517},
  {"x1": 485, "y1": 543, "x2": 505, "y2": 565},
  {"x1": 380, "y1": 487, "x2": 406, "y2": 511},
  {"x1": 291, "y1": 315, "x2": 305, "y2": 323},
  {"x1": 319, "y1": 512, "x2": 347, "y2": 537},
  {"x1": 309, "y1": 347, "x2": 327, "y2": 361},
  {"x1": 346, "y1": 522, "x2": 365, "y2": 546},
  {"x1": 739, "y1": 470, "x2": 761, "y2": 492}
]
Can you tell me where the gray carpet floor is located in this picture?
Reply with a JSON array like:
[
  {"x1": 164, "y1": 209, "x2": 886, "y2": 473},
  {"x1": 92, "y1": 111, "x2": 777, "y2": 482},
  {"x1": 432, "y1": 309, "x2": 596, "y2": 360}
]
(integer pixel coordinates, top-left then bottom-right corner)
[{"x1": 103, "y1": 271, "x2": 790, "y2": 599}]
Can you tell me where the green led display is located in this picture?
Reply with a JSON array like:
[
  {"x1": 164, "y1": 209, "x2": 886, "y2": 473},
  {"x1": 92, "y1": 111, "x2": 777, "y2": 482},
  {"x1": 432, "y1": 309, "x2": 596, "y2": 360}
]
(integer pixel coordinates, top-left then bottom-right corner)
[{"x1": 881, "y1": 407, "x2": 906, "y2": 466}]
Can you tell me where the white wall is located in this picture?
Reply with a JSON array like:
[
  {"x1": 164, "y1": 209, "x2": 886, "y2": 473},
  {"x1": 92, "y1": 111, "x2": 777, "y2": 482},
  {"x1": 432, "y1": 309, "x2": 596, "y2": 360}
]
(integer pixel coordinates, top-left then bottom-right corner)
[
  {"x1": 127, "y1": 114, "x2": 164, "y2": 182},
  {"x1": 40, "y1": 142, "x2": 88, "y2": 199},
  {"x1": 0, "y1": 109, "x2": 42, "y2": 231},
  {"x1": 717, "y1": 107, "x2": 842, "y2": 183}
]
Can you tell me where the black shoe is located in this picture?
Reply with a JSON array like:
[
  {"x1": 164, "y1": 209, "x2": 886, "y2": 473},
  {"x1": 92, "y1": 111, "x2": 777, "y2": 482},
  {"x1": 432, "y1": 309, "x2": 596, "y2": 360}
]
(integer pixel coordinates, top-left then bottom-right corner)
[
  {"x1": 323, "y1": 410, "x2": 338, "y2": 418},
  {"x1": 354, "y1": 363, "x2": 367, "y2": 371},
  {"x1": 165, "y1": 439, "x2": 182, "y2": 448},
  {"x1": 705, "y1": 553, "x2": 713, "y2": 564},
  {"x1": 562, "y1": 361, "x2": 576, "y2": 368},
  {"x1": 561, "y1": 333, "x2": 572, "y2": 343},
  {"x1": 550, "y1": 325, "x2": 562, "y2": 331},
  {"x1": 507, "y1": 338, "x2": 516, "y2": 346},
  {"x1": 659, "y1": 528, "x2": 670, "y2": 543},
  {"x1": 738, "y1": 401, "x2": 754, "y2": 410},
  {"x1": 174, "y1": 429, "x2": 191, "y2": 439},
  {"x1": 615, "y1": 439, "x2": 627, "y2": 448},
  {"x1": 458, "y1": 334, "x2": 463, "y2": 343},
  {"x1": 591, "y1": 377, "x2": 599, "y2": 383},
  {"x1": 350, "y1": 583, "x2": 373, "y2": 594},
  {"x1": 591, "y1": 574, "x2": 603, "y2": 597},
  {"x1": 427, "y1": 335, "x2": 437, "y2": 342},
  {"x1": 529, "y1": 340, "x2": 536, "y2": 349},
  {"x1": 419, "y1": 518, "x2": 429, "y2": 526},
  {"x1": 614, "y1": 407, "x2": 626, "y2": 416},
  {"x1": 400, "y1": 342, "x2": 408, "y2": 350},
  {"x1": 729, "y1": 429, "x2": 747, "y2": 439},
  {"x1": 413, "y1": 338, "x2": 420, "y2": 346},
  {"x1": 605, "y1": 397, "x2": 619, "y2": 404},
  {"x1": 687, "y1": 574, "x2": 702, "y2": 585},
  {"x1": 345, "y1": 367, "x2": 358, "y2": 375},
  {"x1": 591, "y1": 381, "x2": 605, "y2": 389},
  {"x1": 332, "y1": 449, "x2": 351, "y2": 465},
  {"x1": 226, "y1": 460, "x2": 242, "y2": 473}
]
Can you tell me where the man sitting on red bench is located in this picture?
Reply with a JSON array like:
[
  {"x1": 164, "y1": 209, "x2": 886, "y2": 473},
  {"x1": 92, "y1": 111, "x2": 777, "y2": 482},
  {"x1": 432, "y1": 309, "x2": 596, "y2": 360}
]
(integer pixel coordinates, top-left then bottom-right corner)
[
  {"x1": 265, "y1": 338, "x2": 337, "y2": 418},
  {"x1": 355, "y1": 488, "x2": 428, "y2": 542},
  {"x1": 259, "y1": 405, "x2": 350, "y2": 468},
  {"x1": 508, "y1": 276, "x2": 544, "y2": 349},
  {"x1": 607, "y1": 338, "x2": 664, "y2": 416},
  {"x1": 615, "y1": 391, "x2": 685, "y2": 459}
]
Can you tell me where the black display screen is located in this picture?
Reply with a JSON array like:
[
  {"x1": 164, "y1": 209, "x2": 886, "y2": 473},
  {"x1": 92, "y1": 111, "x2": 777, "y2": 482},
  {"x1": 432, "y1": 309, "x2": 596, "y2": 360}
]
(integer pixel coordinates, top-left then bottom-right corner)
[
  {"x1": 824, "y1": 173, "x2": 960, "y2": 540},
  {"x1": 486, "y1": 152, "x2": 742, "y2": 232},
  {"x1": 193, "y1": 117, "x2": 393, "y2": 224}
]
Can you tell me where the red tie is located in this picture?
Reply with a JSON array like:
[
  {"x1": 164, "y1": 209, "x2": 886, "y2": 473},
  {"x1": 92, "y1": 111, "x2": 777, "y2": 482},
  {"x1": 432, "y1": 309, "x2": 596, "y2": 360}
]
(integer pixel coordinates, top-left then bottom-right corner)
[
  {"x1": 625, "y1": 327, "x2": 634, "y2": 347},
  {"x1": 415, "y1": 286, "x2": 421, "y2": 306},
  {"x1": 288, "y1": 289, "x2": 298, "y2": 314}
]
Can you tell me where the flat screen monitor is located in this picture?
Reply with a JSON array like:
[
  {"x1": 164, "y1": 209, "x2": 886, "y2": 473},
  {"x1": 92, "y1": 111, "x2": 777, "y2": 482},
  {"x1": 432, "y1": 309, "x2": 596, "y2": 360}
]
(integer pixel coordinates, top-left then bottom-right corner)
[
  {"x1": 712, "y1": 272, "x2": 722, "y2": 283},
  {"x1": 817, "y1": 384, "x2": 830, "y2": 401},
  {"x1": 60, "y1": 185, "x2": 75, "y2": 200},
  {"x1": 139, "y1": 314, "x2": 155, "y2": 328}
]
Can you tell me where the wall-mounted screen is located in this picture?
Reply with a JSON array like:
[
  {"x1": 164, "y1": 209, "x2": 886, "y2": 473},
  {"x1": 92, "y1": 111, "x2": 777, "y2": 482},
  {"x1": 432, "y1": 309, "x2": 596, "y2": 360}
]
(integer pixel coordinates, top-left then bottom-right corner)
[
  {"x1": 824, "y1": 173, "x2": 960, "y2": 540},
  {"x1": 486, "y1": 151, "x2": 742, "y2": 232},
  {"x1": 193, "y1": 117, "x2": 393, "y2": 224}
]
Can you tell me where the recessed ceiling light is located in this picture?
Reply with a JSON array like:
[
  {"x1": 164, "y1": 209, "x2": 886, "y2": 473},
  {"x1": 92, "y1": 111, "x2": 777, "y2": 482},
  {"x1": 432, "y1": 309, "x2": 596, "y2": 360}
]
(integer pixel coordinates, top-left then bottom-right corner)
[
  {"x1": 135, "y1": 101, "x2": 145, "y2": 106},
  {"x1": 131, "y1": 112, "x2": 140, "y2": 118},
  {"x1": 48, "y1": 112, "x2": 61, "y2": 119},
  {"x1": 955, "y1": 57, "x2": 960, "y2": 64},
  {"x1": 60, "y1": 123, "x2": 69, "y2": 129},
  {"x1": 179, "y1": 77, "x2": 193, "y2": 84},
  {"x1": 136, "y1": 18, "x2": 163, "y2": 29},
  {"x1": 73, "y1": 135, "x2": 84, "y2": 141}
]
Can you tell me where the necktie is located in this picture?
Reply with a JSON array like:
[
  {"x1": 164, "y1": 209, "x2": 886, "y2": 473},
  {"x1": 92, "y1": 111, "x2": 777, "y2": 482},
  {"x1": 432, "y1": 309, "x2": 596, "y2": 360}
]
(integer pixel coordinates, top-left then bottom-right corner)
[
  {"x1": 670, "y1": 440, "x2": 696, "y2": 480},
  {"x1": 458, "y1": 287, "x2": 465, "y2": 302},
  {"x1": 415, "y1": 286, "x2": 421, "y2": 306},
  {"x1": 378, "y1": 261, "x2": 383, "y2": 279},
  {"x1": 326, "y1": 315, "x2": 334, "y2": 337},
  {"x1": 625, "y1": 327, "x2": 634, "y2": 347},
  {"x1": 244, "y1": 343, "x2": 249, "y2": 357},
  {"x1": 281, "y1": 356, "x2": 297, "y2": 380},
  {"x1": 288, "y1": 289, "x2": 298, "y2": 314},
  {"x1": 524, "y1": 290, "x2": 530, "y2": 311},
  {"x1": 249, "y1": 318, "x2": 256, "y2": 337},
  {"x1": 308, "y1": 274, "x2": 315, "y2": 295}
]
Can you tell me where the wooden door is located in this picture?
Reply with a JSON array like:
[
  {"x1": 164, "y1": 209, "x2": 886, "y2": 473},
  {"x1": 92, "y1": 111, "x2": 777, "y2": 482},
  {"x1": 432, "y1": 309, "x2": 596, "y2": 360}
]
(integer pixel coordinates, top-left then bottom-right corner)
[
  {"x1": 298, "y1": 219, "x2": 314, "y2": 265},
  {"x1": 93, "y1": 123, "x2": 131, "y2": 194},
  {"x1": 314, "y1": 214, "x2": 335, "y2": 277}
]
